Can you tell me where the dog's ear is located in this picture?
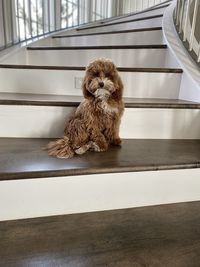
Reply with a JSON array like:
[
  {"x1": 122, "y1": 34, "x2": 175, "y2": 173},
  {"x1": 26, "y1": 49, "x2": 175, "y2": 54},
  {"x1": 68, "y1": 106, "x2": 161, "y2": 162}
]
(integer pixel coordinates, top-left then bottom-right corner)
[
  {"x1": 82, "y1": 74, "x2": 93, "y2": 100},
  {"x1": 113, "y1": 72, "x2": 124, "y2": 101}
]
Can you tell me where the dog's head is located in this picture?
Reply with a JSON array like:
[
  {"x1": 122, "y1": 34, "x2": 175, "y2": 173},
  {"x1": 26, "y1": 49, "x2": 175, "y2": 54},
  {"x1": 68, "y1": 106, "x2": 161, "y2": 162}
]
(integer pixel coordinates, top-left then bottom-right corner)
[{"x1": 82, "y1": 58, "x2": 123, "y2": 101}]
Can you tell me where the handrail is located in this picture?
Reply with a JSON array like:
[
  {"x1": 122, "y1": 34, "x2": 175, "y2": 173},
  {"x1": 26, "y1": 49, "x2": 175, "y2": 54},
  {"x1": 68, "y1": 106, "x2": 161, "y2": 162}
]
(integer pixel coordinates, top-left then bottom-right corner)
[
  {"x1": 175, "y1": 0, "x2": 200, "y2": 65},
  {"x1": 0, "y1": 0, "x2": 167, "y2": 52}
]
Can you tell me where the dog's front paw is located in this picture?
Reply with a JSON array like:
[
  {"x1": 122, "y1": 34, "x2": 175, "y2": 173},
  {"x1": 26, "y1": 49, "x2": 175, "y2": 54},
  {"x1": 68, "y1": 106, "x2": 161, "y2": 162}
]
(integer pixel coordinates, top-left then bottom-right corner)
[
  {"x1": 112, "y1": 138, "x2": 122, "y2": 146},
  {"x1": 75, "y1": 143, "x2": 92, "y2": 155},
  {"x1": 90, "y1": 141, "x2": 108, "y2": 152}
]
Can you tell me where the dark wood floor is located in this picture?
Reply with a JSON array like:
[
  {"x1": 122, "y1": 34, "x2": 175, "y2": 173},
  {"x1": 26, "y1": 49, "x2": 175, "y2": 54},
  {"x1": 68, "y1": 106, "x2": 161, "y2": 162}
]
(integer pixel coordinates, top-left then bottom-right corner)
[
  {"x1": 1, "y1": 201, "x2": 200, "y2": 267},
  {"x1": 1, "y1": 138, "x2": 200, "y2": 180}
]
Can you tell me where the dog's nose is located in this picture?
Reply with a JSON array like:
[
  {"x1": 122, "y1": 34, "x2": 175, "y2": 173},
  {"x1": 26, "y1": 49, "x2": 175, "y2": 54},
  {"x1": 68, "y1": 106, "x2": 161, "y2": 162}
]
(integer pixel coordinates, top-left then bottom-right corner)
[{"x1": 99, "y1": 82, "x2": 104, "y2": 88}]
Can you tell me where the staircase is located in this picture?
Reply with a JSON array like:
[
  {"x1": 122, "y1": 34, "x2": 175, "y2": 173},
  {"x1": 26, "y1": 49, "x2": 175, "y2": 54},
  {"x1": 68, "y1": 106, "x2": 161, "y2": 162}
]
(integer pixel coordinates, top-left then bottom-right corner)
[{"x1": 1, "y1": 1, "x2": 200, "y2": 265}]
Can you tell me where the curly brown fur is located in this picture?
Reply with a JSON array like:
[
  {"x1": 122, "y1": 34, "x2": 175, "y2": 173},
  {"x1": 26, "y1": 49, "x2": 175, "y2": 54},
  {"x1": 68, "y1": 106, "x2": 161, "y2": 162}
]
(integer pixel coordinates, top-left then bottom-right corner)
[{"x1": 47, "y1": 58, "x2": 124, "y2": 158}]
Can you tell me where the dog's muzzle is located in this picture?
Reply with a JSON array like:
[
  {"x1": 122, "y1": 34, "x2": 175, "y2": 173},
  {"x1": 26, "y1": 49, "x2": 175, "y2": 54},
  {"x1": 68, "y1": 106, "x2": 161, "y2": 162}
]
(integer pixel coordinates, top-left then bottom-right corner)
[
  {"x1": 94, "y1": 88, "x2": 110, "y2": 99},
  {"x1": 94, "y1": 78, "x2": 114, "y2": 99}
]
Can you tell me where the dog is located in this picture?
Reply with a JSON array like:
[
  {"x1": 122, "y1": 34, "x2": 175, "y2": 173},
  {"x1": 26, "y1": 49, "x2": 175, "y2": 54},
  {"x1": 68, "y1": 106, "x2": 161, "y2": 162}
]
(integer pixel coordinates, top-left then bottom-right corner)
[{"x1": 47, "y1": 58, "x2": 124, "y2": 158}]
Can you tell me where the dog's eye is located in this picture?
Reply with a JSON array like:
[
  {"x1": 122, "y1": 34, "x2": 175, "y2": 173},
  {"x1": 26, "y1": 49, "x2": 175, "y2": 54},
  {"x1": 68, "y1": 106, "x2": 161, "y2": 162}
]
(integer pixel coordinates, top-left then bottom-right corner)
[
  {"x1": 93, "y1": 72, "x2": 99, "y2": 77},
  {"x1": 106, "y1": 73, "x2": 112, "y2": 79}
]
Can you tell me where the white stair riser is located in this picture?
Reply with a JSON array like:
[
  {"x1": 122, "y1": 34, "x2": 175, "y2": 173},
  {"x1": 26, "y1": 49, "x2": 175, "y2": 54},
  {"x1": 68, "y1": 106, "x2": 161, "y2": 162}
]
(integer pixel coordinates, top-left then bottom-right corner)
[
  {"x1": 0, "y1": 69, "x2": 181, "y2": 98},
  {"x1": 121, "y1": 108, "x2": 200, "y2": 139},
  {"x1": 1, "y1": 47, "x2": 180, "y2": 69},
  {"x1": 50, "y1": 31, "x2": 164, "y2": 46},
  {"x1": 26, "y1": 49, "x2": 169, "y2": 68},
  {"x1": 1, "y1": 169, "x2": 200, "y2": 221},
  {"x1": 79, "y1": 17, "x2": 163, "y2": 33},
  {"x1": 1, "y1": 106, "x2": 200, "y2": 139}
]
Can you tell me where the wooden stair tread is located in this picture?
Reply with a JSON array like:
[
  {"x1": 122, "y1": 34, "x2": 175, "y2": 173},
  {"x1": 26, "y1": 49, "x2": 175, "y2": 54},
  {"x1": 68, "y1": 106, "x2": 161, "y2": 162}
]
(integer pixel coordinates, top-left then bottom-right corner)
[
  {"x1": 0, "y1": 64, "x2": 183, "y2": 73},
  {"x1": 1, "y1": 138, "x2": 200, "y2": 180},
  {"x1": 27, "y1": 44, "x2": 167, "y2": 50},
  {"x1": 0, "y1": 93, "x2": 199, "y2": 108},
  {"x1": 52, "y1": 27, "x2": 163, "y2": 38},
  {"x1": 0, "y1": 201, "x2": 200, "y2": 266}
]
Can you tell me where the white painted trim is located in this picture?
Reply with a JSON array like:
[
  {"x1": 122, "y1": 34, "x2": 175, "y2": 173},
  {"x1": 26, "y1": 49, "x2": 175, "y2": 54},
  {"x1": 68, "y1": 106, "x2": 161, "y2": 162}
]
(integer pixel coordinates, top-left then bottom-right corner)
[{"x1": 1, "y1": 169, "x2": 200, "y2": 221}]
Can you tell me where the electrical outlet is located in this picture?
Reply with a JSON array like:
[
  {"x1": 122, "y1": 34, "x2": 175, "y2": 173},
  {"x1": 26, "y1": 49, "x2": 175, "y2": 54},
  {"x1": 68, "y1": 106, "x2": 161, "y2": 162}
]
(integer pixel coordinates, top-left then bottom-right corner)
[{"x1": 75, "y1": 77, "x2": 83, "y2": 89}]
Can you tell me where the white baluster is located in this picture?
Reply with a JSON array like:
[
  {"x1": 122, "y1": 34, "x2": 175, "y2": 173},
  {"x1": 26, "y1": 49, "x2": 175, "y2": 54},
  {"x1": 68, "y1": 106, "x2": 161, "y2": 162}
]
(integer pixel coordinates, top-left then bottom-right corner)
[
  {"x1": 189, "y1": 0, "x2": 198, "y2": 51},
  {"x1": 176, "y1": 0, "x2": 181, "y2": 26},
  {"x1": 179, "y1": 0, "x2": 185, "y2": 34},
  {"x1": 197, "y1": 42, "x2": 200, "y2": 63},
  {"x1": 183, "y1": 0, "x2": 190, "y2": 41}
]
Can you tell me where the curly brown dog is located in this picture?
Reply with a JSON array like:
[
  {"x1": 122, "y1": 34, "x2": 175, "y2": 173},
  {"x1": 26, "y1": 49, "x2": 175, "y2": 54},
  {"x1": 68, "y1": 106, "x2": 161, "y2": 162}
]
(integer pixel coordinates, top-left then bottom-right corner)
[{"x1": 47, "y1": 58, "x2": 124, "y2": 158}]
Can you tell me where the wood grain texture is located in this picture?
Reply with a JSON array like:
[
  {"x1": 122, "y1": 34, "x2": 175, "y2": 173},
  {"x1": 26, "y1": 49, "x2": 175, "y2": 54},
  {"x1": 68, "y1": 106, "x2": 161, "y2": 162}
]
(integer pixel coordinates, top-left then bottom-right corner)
[
  {"x1": 0, "y1": 201, "x2": 200, "y2": 267},
  {"x1": 0, "y1": 93, "x2": 199, "y2": 108},
  {"x1": 0, "y1": 64, "x2": 183, "y2": 73},
  {"x1": 52, "y1": 27, "x2": 163, "y2": 38},
  {"x1": 0, "y1": 139, "x2": 200, "y2": 180}
]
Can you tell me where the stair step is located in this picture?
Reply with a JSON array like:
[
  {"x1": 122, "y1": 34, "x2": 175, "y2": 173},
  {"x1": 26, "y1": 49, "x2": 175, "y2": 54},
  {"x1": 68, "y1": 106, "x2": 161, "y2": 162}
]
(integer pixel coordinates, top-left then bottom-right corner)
[
  {"x1": 24, "y1": 47, "x2": 178, "y2": 68},
  {"x1": 77, "y1": 3, "x2": 168, "y2": 30},
  {"x1": 0, "y1": 64, "x2": 181, "y2": 72},
  {"x1": 73, "y1": 0, "x2": 171, "y2": 30},
  {"x1": 48, "y1": 30, "x2": 165, "y2": 46},
  {"x1": 27, "y1": 44, "x2": 167, "y2": 50},
  {"x1": 0, "y1": 93, "x2": 199, "y2": 108},
  {"x1": 0, "y1": 201, "x2": 199, "y2": 265},
  {"x1": 0, "y1": 65, "x2": 182, "y2": 98},
  {"x1": 103, "y1": 1, "x2": 171, "y2": 23},
  {"x1": 1, "y1": 94, "x2": 200, "y2": 138},
  {"x1": 77, "y1": 14, "x2": 164, "y2": 31},
  {"x1": 98, "y1": 4, "x2": 169, "y2": 25},
  {"x1": 24, "y1": 44, "x2": 179, "y2": 69},
  {"x1": 52, "y1": 27, "x2": 163, "y2": 38},
  {"x1": 1, "y1": 138, "x2": 200, "y2": 181},
  {"x1": 77, "y1": 17, "x2": 163, "y2": 33}
]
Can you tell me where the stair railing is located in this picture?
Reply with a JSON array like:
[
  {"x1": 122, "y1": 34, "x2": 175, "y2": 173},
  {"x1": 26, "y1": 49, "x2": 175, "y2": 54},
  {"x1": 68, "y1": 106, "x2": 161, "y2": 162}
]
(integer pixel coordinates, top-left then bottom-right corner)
[
  {"x1": 175, "y1": 0, "x2": 200, "y2": 65},
  {"x1": 0, "y1": 0, "x2": 167, "y2": 52}
]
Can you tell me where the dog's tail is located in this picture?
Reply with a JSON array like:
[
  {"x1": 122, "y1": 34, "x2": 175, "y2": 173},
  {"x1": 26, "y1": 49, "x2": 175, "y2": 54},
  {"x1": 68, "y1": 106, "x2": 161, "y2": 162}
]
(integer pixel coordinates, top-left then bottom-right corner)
[{"x1": 47, "y1": 136, "x2": 74, "y2": 159}]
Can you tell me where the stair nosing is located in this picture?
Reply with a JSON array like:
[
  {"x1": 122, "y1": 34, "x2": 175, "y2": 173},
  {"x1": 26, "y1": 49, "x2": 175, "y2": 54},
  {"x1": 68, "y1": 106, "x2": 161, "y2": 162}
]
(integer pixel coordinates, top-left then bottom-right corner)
[
  {"x1": 76, "y1": 14, "x2": 163, "y2": 31},
  {"x1": 0, "y1": 94, "x2": 198, "y2": 109},
  {"x1": 27, "y1": 44, "x2": 167, "y2": 50},
  {"x1": 1, "y1": 157, "x2": 200, "y2": 181},
  {"x1": 0, "y1": 64, "x2": 183, "y2": 73},
  {"x1": 52, "y1": 27, "x2": 163, "y2": 38}
]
